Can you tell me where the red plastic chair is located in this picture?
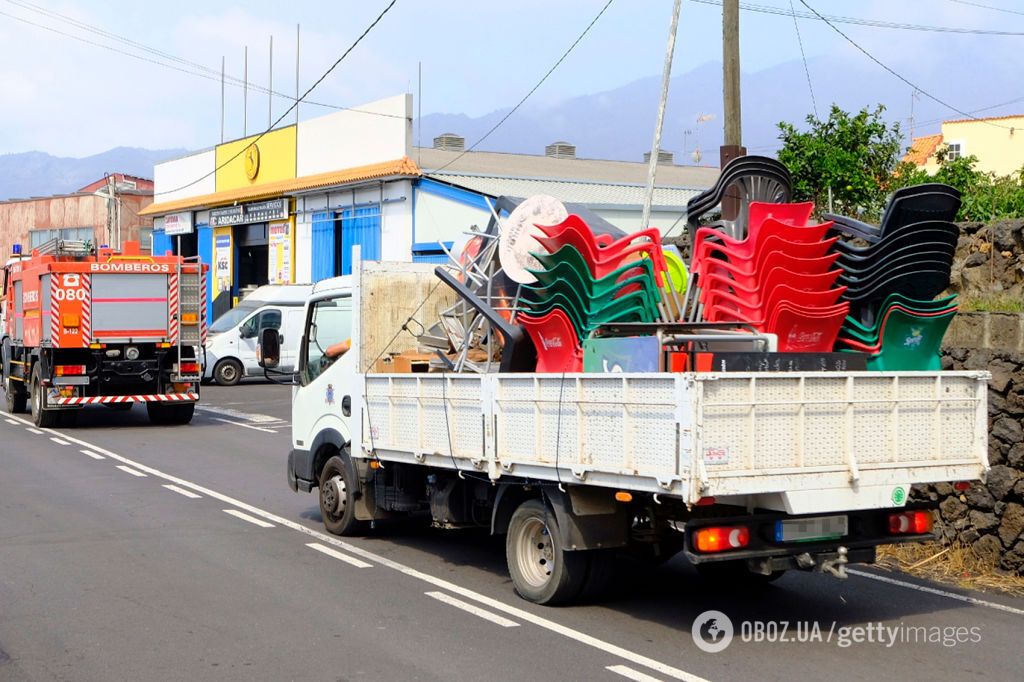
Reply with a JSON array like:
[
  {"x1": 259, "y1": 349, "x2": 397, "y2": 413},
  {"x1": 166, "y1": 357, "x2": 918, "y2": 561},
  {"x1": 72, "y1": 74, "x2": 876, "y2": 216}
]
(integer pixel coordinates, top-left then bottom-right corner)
[
  {"x1": 768, "y1": 302, "x2": 850, "y2": 352},
  {"x1": 693, "y1": 218, "x2": 834, "y2": 265},
  {"x1": 696, "y1": 249, "x2": 839, "y2": 290},
  {"x1": 747, "y1": 201, "x2": 815, "y2": 232},
  {"x1": 698, "y1": 267, "x2": 843, "y2": 307},
  {"x1": 535, "y1": 229, "x2": 669, "y2": 290},
  {"x1": 704, "y1": 283, "x2": 847, "y2": 323},
  {"x1": 517, "y1": 308, "x2": 583, "y2": 372}
]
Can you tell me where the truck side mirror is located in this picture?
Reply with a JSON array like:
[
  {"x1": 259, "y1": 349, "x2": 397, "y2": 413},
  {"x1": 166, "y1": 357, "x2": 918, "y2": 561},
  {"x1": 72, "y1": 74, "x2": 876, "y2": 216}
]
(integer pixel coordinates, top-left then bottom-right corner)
[{"x1": 259, "y1": 328, "x2": 281, "y2": 368}]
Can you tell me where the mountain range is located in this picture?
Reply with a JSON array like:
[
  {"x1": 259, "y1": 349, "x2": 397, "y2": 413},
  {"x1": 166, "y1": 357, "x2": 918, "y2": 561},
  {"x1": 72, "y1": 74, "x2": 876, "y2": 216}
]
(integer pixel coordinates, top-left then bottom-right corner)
[{"x1": 2, "y1": 51, "x2": 1017, "y2": 198}]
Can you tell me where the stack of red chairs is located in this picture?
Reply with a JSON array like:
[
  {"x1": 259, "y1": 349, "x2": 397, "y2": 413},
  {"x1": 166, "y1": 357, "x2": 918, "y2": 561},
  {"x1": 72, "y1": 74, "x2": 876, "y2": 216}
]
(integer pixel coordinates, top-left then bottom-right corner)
[{"x1": 691, "y1": 201, "x2": 850, "y2": 352}]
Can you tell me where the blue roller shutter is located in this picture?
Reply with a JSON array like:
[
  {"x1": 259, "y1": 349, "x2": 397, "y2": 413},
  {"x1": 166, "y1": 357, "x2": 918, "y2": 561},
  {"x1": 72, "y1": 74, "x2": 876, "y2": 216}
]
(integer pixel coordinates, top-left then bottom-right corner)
[
  {"x1": 339, "y1": 205, "x2": 381, "y2": 275},
  {"x1": 311, "y1": 211, "x2": 335, "y2": 282}
]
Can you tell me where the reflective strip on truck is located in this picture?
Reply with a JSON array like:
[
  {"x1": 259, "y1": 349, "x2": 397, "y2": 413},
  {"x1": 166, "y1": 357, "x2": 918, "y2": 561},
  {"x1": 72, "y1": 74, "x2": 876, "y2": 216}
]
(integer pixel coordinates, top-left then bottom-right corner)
[{"x1": 53, "y1": 392, "x2": 199, "y2": 405}]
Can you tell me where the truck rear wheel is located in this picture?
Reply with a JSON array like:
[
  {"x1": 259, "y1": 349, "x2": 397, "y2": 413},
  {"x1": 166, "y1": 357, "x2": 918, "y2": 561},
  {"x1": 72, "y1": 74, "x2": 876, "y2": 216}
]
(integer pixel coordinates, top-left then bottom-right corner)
[
  {"x1": 318, "y1": 455, "x2": 367, "y2": 536},
  {"x1": 30, "y1": 366, "x2": 58, "y2": 428},
  {"x1": 147, "y1": 402, "x2": 195, "y2": 425},
  {"x1": 506, "y1": 499, "x2": 588, "y2": 605},
  {"x1": 4, "y1": 376, "x2": 27, "y2": 414}
]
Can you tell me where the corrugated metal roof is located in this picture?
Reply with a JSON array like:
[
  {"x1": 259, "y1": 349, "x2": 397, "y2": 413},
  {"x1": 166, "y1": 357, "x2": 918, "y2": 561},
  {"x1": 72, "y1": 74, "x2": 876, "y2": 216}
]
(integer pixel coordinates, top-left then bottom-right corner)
[
  {"x1": 140, "y1": 157, "x2": 420, "y2": 216},
  {"x1": 427, "y1": 172, "x2": 702, "y2": 209}
]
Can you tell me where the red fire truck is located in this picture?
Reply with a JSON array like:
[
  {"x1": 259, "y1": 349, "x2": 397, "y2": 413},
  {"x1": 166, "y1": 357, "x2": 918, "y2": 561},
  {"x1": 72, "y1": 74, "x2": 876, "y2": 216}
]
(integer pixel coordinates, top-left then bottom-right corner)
[{"x1": 1, "y1": 238, "x2": 206, "y2": 427}]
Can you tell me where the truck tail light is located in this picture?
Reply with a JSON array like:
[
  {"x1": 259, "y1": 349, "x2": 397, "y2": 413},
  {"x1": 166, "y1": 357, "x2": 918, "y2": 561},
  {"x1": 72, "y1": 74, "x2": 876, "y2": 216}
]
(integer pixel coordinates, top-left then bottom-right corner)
[
  {"x1": 61, "y1": 313, "x2": 80, "y2": 328},
  {"x1": 953, "y1": 481, "x2": 971, "y2": 491},
  {"x1": 693, "y1": 525, "x2": 750, "y2": 553},
  {"x1": 888, "y1": 511, "x2": 933, "y2": 535},
  {"x1": 55, "y1": 365, "x2": 86, "y2": 376},
  {"x1": 181, "y1": 312, "x2": 198, "y2": 325},
  {"x1": 177, "y1": 362, "x2": 201, "y2": 375}
]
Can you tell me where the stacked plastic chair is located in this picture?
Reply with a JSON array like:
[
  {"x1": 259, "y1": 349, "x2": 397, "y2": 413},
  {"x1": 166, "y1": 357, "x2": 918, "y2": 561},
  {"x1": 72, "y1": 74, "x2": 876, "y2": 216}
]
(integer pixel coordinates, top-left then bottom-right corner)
[
  {"x1": 517, "y1": 214, "x2": 680, "y2": 372},
  {"x1": 835, "y1": 293, "x2": 958, "y2": 370},
  {"x1": 826, "y1": 183, "x2": 962, "y2": 369},
  {"x1": 687, "y1": 201, "x2": 850, "y2": 352}
]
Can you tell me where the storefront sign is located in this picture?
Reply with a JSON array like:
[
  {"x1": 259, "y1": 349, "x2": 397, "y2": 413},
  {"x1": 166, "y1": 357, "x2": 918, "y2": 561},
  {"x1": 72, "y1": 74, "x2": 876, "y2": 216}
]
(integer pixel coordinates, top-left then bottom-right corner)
[
  {"x1": 214, "y1": 234, "x2": 232, "y2": 293},
  {"x1": 163, "y1": 211, "x2": 194, "y2": 236},
  {"x1": 268, "y1": 221, "x2": 292, "y2": 284},
  {"x1": 209, "y1": 198, "x2": 288, "y2": 227}
]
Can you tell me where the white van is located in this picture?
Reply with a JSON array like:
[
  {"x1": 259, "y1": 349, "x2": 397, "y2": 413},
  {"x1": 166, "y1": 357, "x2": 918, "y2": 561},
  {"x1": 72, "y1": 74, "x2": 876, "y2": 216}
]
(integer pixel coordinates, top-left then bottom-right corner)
[{"x1": 203, "y1": 284, "x2": 313, "y2": 385}]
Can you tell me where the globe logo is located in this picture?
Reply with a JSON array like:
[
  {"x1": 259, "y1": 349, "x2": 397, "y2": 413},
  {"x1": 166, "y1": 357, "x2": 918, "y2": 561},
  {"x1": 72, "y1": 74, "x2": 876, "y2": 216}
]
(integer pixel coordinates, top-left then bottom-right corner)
[{"x1": 692, "y1": 610, "x2": 734, "y2": 653}]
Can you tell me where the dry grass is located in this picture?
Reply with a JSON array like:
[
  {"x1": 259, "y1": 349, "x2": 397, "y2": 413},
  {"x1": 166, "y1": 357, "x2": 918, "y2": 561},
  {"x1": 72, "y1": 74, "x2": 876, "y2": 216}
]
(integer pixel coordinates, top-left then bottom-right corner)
[
  {"x1": 958, "y1": 293, "x2": 1024, "y2": 313},
  {"x1": 876, "y1": 541, "x2": 1024, "y2": 597}
]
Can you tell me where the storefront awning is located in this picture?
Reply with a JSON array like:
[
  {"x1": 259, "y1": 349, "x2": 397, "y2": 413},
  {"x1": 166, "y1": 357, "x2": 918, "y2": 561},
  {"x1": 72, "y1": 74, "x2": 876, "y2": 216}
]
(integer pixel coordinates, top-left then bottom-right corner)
[{"x1": 140, "y1": 156, "x2": 421, "y2": 217}]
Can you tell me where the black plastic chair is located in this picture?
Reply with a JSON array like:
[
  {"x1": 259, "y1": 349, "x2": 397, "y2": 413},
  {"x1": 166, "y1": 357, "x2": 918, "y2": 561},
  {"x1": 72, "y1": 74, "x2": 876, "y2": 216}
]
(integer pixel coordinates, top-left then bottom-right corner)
[
  {"x1": 824, "y1": 184, "x2": 961, "y2": 244},
  {"x1": 833, "y1": 221, "x2": 959, "y2": 261}
]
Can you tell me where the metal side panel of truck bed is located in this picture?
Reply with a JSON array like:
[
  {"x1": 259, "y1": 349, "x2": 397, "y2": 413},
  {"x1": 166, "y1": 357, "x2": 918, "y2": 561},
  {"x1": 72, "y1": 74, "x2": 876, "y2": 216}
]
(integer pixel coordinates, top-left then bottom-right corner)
[{"x1": 359, "y1": 370, "x2": 988, "y2": 515}]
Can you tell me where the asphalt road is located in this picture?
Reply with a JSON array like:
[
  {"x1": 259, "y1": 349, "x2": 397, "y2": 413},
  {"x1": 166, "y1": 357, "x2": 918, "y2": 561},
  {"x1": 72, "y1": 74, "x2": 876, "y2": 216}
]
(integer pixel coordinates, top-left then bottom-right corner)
[{"x1": 2, "y1": 381, "x2": 1023, "y2": 681}]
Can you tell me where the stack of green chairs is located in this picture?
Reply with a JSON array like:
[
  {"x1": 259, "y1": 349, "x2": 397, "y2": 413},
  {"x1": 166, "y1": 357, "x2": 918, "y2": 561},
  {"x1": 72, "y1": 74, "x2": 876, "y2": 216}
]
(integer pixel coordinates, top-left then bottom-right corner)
[
  {"x1": 835, "y1": 293, "x2": 958, "y2": 370},
  {"x1": 521, "y1": 243, "x2": 662, "y2": 340}
]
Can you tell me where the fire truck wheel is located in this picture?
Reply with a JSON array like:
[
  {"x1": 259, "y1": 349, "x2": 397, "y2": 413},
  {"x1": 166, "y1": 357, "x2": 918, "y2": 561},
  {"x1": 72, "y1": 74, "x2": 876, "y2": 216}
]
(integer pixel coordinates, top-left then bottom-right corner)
[
  {"x1": 4, "y1": 376, "x2": 27, "y2": 414},
  {"x1": 213, "y1": 359, "x2": 243, "y2": 386},
  {"x1": 146, "y1": 402, "x2": 195, "y2": 425},
  {"x1": 30, "y1": 366, "x2": 58, "y2": 428}
]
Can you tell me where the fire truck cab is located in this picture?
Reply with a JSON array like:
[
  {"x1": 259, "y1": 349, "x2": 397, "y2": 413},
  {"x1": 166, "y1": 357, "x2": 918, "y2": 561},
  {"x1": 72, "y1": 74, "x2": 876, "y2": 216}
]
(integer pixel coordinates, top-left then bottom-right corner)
[{"x1": 1, "y1": 239, "x2": 206, "y2": 427}]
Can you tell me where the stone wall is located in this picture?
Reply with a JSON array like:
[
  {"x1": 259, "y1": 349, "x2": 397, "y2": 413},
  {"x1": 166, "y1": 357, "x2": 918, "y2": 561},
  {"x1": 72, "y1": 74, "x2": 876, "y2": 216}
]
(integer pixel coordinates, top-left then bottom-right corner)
[{"x1": 917, "y1": 312, "x2": 1024, "y2": 575}]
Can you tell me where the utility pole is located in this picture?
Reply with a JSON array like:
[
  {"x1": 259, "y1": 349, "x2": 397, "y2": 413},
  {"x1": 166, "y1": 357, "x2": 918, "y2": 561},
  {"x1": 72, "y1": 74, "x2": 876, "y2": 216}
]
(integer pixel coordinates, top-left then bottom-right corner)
[
  {"x1": 268, "y1": 35, "x2": 274, "y2": 129},
  {"x1": 295, "y1": 24, "x2": 301, "y2": 126},
  {"x1": 641, "y1": 0, "x2": 682, "y2": 230},
  {"x1": 243, "y1": 45, "x2": 249, "y2": 137},
  {"x1": 220, "y1": 56, "x2": 226, "y2": 143},
  {"x1": 720, "y1": 0, "x2": 746, "y2": 220}
]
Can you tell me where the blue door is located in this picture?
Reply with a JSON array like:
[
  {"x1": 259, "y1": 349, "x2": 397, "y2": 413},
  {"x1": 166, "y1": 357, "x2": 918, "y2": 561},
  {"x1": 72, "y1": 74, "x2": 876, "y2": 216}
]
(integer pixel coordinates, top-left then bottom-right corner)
[
  {"x1": 339, "y1": 205, "x2": 381, "y2": 275},
  {"x1": 311, "y1": 211, "x2": 335, "y2": 281}
]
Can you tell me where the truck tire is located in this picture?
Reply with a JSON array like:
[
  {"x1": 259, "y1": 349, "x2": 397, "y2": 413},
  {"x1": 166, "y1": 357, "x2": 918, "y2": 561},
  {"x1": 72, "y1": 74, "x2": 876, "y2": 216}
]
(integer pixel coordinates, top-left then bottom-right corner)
[
  {"x1": 4, "y1": 376, "x2": 27, "y2": 414},
  {"x1": 318, "y1": 455, "x2": 367, "y2": 536},
  {"x1": 213, "y1": 359, "x2": 243, "y2": 386},
  {"x1": 30, "y1": 365, "x2": 58, "y2": 428},
  {"x1": 506, "y1": 499, "x2": 588, "y2": 605}
]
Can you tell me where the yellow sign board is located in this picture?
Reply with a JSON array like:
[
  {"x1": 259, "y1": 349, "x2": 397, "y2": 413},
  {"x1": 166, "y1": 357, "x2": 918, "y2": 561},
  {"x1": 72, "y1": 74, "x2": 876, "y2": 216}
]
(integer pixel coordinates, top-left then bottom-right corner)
[{"x1": 215, "y1": 126, "x2": 296, "y2": 191}]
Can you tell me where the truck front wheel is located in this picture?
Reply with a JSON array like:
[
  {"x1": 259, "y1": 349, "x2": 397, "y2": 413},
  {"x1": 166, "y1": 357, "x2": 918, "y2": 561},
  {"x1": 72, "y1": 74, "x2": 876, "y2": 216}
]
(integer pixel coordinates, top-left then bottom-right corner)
[
  {"x1": 506, "y1": 499, "x2": 588, "y2": 605},
  {"x1": 319, "y1": 455, "x2": 367, "y2": 536},
  {"x1": 30, "y1": 366, "x2": 58, "y2": 428}
]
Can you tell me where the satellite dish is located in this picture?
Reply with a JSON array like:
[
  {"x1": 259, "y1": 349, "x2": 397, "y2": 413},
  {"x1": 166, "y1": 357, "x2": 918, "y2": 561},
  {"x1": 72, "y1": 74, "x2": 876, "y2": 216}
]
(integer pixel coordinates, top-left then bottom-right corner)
[{"x1": 498, "y1": 194, "x2": 568, "y2": 284}]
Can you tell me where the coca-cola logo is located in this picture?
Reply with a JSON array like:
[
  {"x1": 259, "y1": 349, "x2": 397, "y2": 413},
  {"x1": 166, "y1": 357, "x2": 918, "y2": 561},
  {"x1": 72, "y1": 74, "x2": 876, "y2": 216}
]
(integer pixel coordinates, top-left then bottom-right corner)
[{"x1": 539, "y1": 334, "x2": 563, "y2": 350}]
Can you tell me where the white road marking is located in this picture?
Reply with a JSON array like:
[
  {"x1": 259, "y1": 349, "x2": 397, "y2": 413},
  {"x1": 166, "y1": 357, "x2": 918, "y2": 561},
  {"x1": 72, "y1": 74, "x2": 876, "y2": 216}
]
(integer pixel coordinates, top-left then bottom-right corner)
[
  {"x1": 425, "y1": 591, "x2": 519, "y2": 627},
  {"x1": 27, "y1": 428, "x2": 44, "y2": 434},
  {"x1": 115, "y1": 465, "x2": 147, "y2": 477},
  {"x1": 80, "y1": 449, "x2": 105, "y2": 460},
  {"x1": 848, "y1": 569, "x2": 1024, "y2": 616},
  {"x1": 197, "y1": 405, "x2": 285, "y2": 424},
  {"x1": 210, "y1": 417, "x2": 277, "y2": 434},
  {"x1": 607, "y1": 665, "x2": 665, "y2": 682},
  {"x1": 306, "y1": 542, "x2": 373, "y2": 568},
  {"x1": 4, "y1": 418, "x2": 18, "y2": 425},
  {"x1": 163, "y1": 484, "x2": 202, "y2": 499},
  {"x1": 49, "y1": 437, "x2": 71, "y2": 446},
  {"x1": 223, "y1": 508, "x2": 275, "y2": 528}
]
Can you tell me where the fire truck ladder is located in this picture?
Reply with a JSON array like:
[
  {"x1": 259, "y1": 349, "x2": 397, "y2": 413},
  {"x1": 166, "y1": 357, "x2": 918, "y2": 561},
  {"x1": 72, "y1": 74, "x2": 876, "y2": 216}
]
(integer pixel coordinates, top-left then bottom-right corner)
[
  {"x1": 34, "y1": 238, "x2": 94, "y2": 258},
  {"x1": 174, "y1": 255, "x2": 204, "y2": 383}
]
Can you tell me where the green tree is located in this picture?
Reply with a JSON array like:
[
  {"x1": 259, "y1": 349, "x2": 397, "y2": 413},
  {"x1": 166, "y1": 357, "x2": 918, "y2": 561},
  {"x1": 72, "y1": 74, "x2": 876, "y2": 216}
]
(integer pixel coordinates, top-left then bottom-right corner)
[{"x1": 777, "y1": 105, "x2": 904, "y2": 218}]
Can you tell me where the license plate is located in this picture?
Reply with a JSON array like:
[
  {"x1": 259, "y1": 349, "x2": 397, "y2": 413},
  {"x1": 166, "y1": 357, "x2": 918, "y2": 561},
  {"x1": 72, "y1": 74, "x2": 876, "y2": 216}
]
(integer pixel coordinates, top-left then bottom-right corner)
[{"x1": 775, "y1": 515, "x2": 848, "y2": 543}]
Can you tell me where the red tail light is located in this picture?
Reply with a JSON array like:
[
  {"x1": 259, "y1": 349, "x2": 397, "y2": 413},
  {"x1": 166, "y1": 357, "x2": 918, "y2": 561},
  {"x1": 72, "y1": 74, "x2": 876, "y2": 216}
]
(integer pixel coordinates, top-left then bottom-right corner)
[
  {"x1": 55, "y1": 365, "x2": 86, "y2": 376},
  {"x1": 694, "y1": 525, "x2": 750, "y2": 553},
  {"x1": 952, "y1": 481, "x2": 971, "y2": 491},
  {"x1": 177, "y1": 362, "x2": 200, "y2": 374},
  {"x1": 889, "y1": 511, "x2": 933, "y2": 535}
]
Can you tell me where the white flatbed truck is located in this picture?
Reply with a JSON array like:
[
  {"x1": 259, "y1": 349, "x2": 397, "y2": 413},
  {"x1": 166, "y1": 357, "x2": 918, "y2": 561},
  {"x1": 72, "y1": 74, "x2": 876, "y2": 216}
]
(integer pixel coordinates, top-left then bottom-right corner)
[{"x1": 264, "y1": 260, "x2": 989, "y2": 604}]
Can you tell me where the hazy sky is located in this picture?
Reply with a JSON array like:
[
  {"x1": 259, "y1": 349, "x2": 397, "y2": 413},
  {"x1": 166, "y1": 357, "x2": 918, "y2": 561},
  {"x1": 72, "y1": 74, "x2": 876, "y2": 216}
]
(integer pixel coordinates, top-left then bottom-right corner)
[{"x1": 0, "y1": 0, "x2": 1020, "y2": 157}]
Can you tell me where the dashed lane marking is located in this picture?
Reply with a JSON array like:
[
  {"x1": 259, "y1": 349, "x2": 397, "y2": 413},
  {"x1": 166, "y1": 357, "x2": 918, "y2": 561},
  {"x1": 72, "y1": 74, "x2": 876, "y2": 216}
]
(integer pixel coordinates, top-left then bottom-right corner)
[
  {"x1": 80, "y1": 449, "x2": 105, "y2": 460},
  {"x1": 115, "y1": 465, "x2": 147, "y2": 477},
  {"x1": 223, "y1": 509, "x2": 275, "y2": 528},
  {"x1": 306, "y1": 542, "x2": 373, "y2": 569},
  {"x1": 163, "y1": 484, "x2": 202, "y2": 499},
  {"x1": 210, "y1": 417, "x2": 277, "y2": 434},
  {"x1": 425, "y1": 591, "x2": 520, "y2": 628},
  {"x1": 607, "y1": 665, "x2": 665, "y2": 682},
  {"x1": 49, "y1": 437, "x2": 70, "y2": 446}
]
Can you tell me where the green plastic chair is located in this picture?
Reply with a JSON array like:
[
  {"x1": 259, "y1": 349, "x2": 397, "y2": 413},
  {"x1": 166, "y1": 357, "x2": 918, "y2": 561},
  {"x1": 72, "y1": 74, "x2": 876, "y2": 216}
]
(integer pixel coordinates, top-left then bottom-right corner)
[
  {"x1": 523, "y1": 272, "x2": 660, "y2": 318},
  {"x1": 843, "y1": 293, "x2": 957, "y2": 338},
  {"x1": 866, "y1": 307, "x2": 957, "y2": 371},
  {"x1": 521, "y1": 289, "x2": 656, "y2": 336}
]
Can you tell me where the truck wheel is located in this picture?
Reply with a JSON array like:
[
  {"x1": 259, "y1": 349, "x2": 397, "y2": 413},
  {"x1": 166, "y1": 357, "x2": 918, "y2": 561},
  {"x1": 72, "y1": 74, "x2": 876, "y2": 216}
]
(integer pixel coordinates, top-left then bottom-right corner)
[
  {"x1": 213, "y1": 359, "x2": 243, "y2": 386},
  {"x1": 695, "y1": 560, "x2": 786, "y2": 585},
  {"x1": 4, "y1": 376, "x2": 27, "y2": 414},
  {"x1": 30, "y1": 366, "x2": 58, "y2": 428},
  {"x1": 506, "y1": 499, "x2": 588, "y2": 605},
  {"x1": 318, "y1": 455, "x2": 367, "y2": 536},
  {"x1": 146, "y1": 402, "x2": 194, "y2": 425}
]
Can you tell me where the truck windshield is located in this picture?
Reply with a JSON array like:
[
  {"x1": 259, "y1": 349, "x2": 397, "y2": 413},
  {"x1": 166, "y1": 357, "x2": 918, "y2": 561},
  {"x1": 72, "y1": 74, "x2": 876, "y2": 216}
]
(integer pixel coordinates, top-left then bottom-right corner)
[{"x1": 300, "y1": 296, "x2": 352, "y2": 385}]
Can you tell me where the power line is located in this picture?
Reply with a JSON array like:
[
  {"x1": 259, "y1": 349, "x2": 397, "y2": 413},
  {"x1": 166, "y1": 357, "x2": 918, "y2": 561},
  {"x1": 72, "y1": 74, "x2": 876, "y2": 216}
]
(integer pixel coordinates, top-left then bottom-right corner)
[
  {"x1": 0, "y1": 0, "x2": 404, "y2": 119},
  {"x1": 912, "y1": 94, "x2": 1024, "y2": 129},
  {"x1": 947, "y1": 0, "x2": 1024, "y2": 18},
  {"x1": 788, "y1": 0, "x2": 817, "y2": 118},
  {"x1": 156, "y1": 0, "x2": 398, "y2": 197},
  {"x1": 432, "y1": 0, "x2": 615, "y2": 173},
  {"x1": 798, "y1": 0, "x2": 1015, "y2": 131},
  {"x1": 689, "y1": 0, "x2": 1024, "y2": 35}
]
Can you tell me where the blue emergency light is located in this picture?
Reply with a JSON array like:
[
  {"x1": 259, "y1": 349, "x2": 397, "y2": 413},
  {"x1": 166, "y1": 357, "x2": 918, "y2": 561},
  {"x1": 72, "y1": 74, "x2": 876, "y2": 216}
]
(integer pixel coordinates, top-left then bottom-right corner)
[{"x1": 11, "y1": 243, "x2": 22, "y2": 255}]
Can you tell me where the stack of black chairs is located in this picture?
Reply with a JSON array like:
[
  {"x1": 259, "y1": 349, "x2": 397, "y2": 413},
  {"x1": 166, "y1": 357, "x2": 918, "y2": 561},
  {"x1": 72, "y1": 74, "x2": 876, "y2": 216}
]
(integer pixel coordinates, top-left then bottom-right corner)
[{"x1": 685, "y1": 156, "x2": 793, "y2": 240}]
